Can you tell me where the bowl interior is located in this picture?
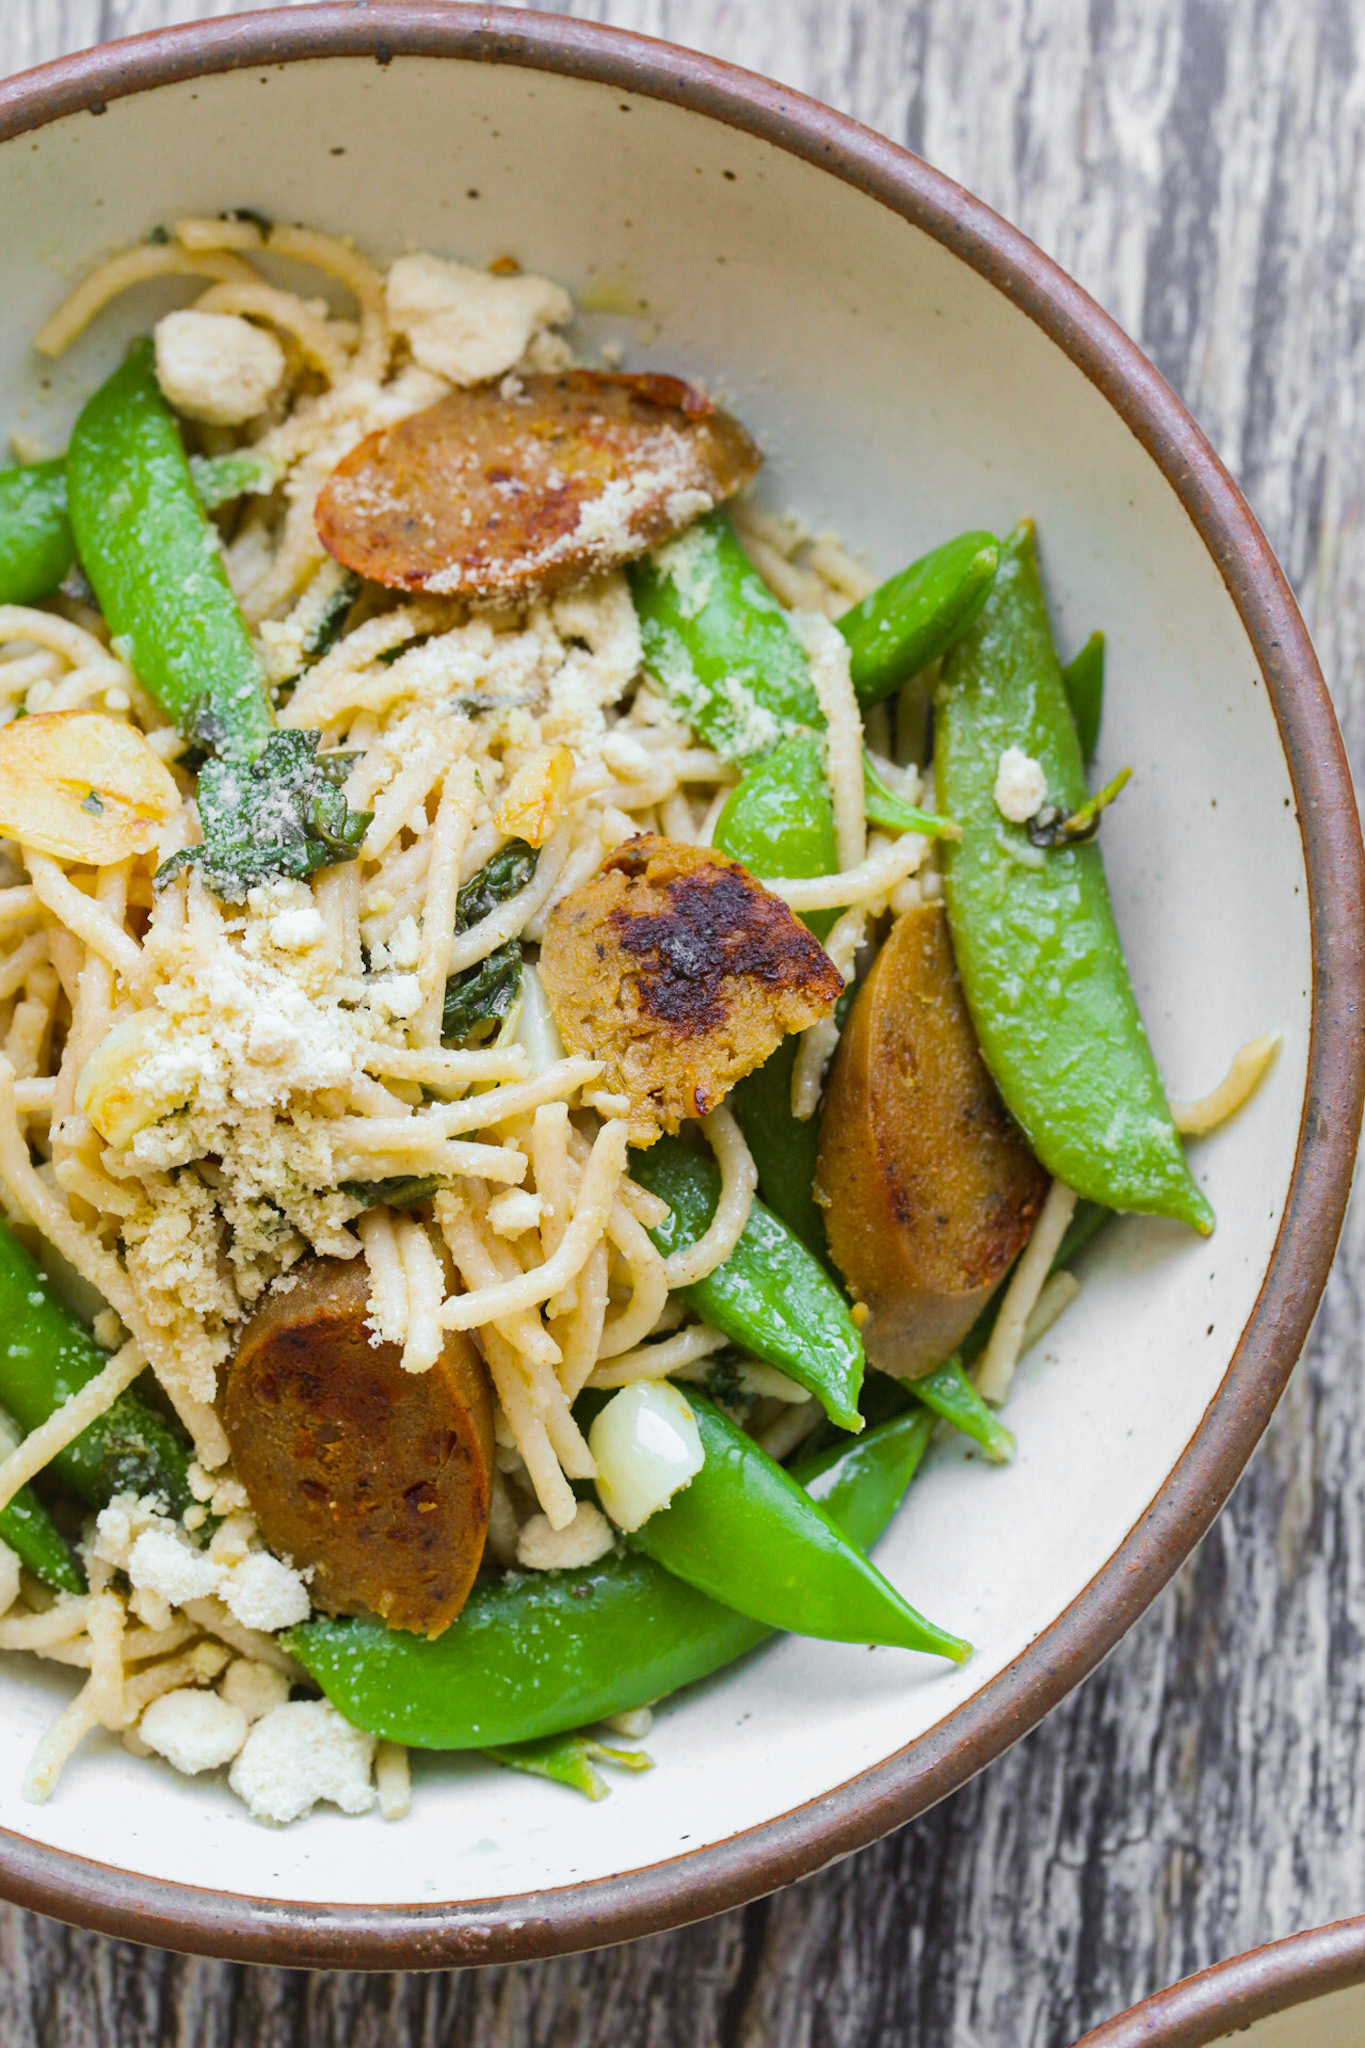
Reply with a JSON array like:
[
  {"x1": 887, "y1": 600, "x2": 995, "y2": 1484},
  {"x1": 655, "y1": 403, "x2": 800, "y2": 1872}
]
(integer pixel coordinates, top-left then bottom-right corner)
[
  {"x1": 1201, "y1": 1981, "x2": 1365, "y2": 2048},
  {"x1": 0, "y1": 46, "x2": 1313, "y2": 1918}
]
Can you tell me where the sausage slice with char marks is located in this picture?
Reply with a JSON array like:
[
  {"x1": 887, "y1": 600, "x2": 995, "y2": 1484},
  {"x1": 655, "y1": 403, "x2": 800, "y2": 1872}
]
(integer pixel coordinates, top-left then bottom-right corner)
[
  {"x1": 815, "y1": 903, "x2": 1049, "y2": 1377},
  {"x1": 314, "y1": 370, "x2": 760, "y2": 605},
  {"x1": 539, "y1": 834, "x2": 843, "y2": 1147},
  {"x1": 223, "y1": 1256, "x2": 494, "y2": 1639}
]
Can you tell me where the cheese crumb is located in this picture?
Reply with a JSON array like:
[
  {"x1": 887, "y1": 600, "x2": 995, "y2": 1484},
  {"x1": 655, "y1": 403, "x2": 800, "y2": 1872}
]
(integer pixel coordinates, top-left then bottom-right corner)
[
  {"x1": 92, "y1": 1308, "x2": 124, "y2": 1350},
  {"x1": 516, "y1": 1499, "x2": 615, "y2": 1571},
  {"x1": 220, "y1": 1551, "x2": 311, "y2": 1632},
  {"x1": 366, "y1": 973, "x2": 423, "y2": 1021},
  {"x1": 154, "y1": 310, "x2": 285, "y2": 425},
  {"x1": 219, "y1": 1657, "x2": 292, "y2": 1724},
  {"x1": 386, "y1": 253, "x2": 573, "y2": 387},
  {"x1": 126, "y1": 1526, "x2": 224, "y2": 1607},
  {"x1": 487, "y1": 1188, "x2": 543, "y2": 1239},
  {"x1": 269, "y1": 906, "x2": 327, "y2": 952},
  {"x1": 140, "y1": 1688, "x2": 248, "y2": 1775},
  {"x1": 228, "y1": 1700, "x2": 377, "y2": 1825},
  {"x1": 993, "y1": 746, "x2": 1048, "y2": 824}
]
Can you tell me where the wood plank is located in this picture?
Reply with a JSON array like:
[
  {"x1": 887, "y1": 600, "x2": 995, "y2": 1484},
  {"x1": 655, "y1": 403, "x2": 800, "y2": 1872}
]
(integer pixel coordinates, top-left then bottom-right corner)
[{"x1": 0, "y1": 3, "x2": 1359, "y2": 2042}]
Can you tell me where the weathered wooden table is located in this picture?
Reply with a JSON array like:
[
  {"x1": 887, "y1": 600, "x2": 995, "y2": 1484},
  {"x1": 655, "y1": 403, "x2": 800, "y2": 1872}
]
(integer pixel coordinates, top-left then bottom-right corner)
[{"x1": 0, "y1": 2, "x2": 1360, "y2": 2042}]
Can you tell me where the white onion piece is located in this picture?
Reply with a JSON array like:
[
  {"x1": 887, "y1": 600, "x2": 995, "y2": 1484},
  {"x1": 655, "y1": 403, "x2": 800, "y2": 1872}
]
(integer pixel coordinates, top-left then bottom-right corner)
[{"x1": 589, "y1": 1383, "x2": 704, "y2": 1533}]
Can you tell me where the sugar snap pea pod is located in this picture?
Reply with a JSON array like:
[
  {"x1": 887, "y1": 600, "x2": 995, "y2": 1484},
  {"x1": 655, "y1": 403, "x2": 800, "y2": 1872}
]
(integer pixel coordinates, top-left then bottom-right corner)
[
  {"x1": 628, "y1": 1135, "x2": 864, "y2": 1429},
  {"x1": 862, "y1": 753, "x2": 960, "y2": 839},
  {"x1": 629, "y1": 509, "x2": 821, "y2": 764},
  {"x1": 713, "y1": 734, "x2": 838, "y2": 939},
  {"x1": 488, "y1": 1731, "x2": 653, "y2": 1800},
  {"x1": 712, "y1": 736, "x2": 836, "y2": 1257},
  {"x1": 287, "y1": 1407, "x2": 937, "y2": 1748},
  {"x1": 0, "y1": 1219, "x2": 196, "y2": 1519},
  {"x1": 911, "y1": 1355, "x2": 1014, "y2": 1464},
  {"x1": 628, "y1": 1389, "x2": 967, "y2": 1657},
  {"x1": 0, "y1": 459, "x2": 74, "y2": 606},
  {"x1": 0, "y1": 1457, "x2": 85, "y2": 1592},
  {"x1": 936, "y1": 523, "x2": 1213, "y2": 1232},
  {"x1": 837, "y1": 529, "x2": 999, "y2": 708},
  {"x1": 1061, "y1": 630, "x2": 1105, "y2": 765},
  {"x1": 66, "y1": 339, "x2": 274, "y2": 759}
]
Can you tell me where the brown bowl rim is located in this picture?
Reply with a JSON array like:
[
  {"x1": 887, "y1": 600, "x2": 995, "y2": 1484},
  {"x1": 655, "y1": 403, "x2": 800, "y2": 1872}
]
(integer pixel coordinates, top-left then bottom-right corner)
[
  {"x1": 1073, "y1": 1917, "x2": 1365, "y2": 2046},
  {"x1": 0, "y1": 0, "x2": 1359, "y2": 1973}
]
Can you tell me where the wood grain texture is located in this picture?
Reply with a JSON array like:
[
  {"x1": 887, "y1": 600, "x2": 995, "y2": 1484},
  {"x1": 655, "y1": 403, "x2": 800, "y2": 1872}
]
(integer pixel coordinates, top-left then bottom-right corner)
[{"x1": 0, "y1": 3, "x2": 1362, "y2": 2043}]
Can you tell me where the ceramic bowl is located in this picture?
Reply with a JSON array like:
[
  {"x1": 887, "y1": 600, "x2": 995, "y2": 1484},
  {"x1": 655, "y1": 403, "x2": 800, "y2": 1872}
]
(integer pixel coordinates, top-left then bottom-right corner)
[
  {"x1": 1074, "y1": 1919, "x2": 1365, "y2": 2047},
  {"x1": 0, "y1": 2, "x2": 1357, "y2": 1970}
]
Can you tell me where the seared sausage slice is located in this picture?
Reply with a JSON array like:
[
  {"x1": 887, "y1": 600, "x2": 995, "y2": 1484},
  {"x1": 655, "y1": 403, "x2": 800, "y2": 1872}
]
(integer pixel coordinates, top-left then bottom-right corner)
[
  {"x1": 540, "y1": 834, "x2": 843, "y2": 1147},
  {"x1": 815, "y1": 903, "x2": 1048, "y2": 1377},
  {"x1": 224, "y1": 1256, "x2": 494, "y2": 1638},
  {"x1": 314, "y1": 371, "x2": 760, "y2": 604}
]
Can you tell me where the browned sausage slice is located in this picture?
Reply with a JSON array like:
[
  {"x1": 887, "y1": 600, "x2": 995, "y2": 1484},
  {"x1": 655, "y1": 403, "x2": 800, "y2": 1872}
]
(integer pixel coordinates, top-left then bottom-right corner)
[
  {"x1": 314, "y1": 370, "x2": 760, "y2": 604},
  {"x1": 223, "y1": 1255, "x2": 494, "y2": 1638},
  {"x1": 815, "y1": 903, "x2": 1048, "y2": 1377},
  {"x1": 540, "y1": 834, "x2": 843, "y2": 1146}
]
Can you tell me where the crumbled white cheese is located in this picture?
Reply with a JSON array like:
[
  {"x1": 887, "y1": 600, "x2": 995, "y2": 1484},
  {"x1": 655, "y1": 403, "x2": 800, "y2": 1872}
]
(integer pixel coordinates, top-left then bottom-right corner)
[
  {"x1": 125, "y1": 1526, "x2": 224, "y2": 1607},
  {"x1": 516, "y1": 1500, "x2": 615, "y2": 1571},
  {"x1": 139, "y1": 1687, "x2": 248, "y2": 1775},
  {"x1": 220, "y1": 1551, "x2": 311, "y2": 1632},
  {"x1": 219, "y1": 1657, "x2": 292, "y2": 1724},
  {"x1": 92, "y1": 1308, "x2": 124, "y2": 1350},
  {"x1": 365, "y1": 973, "x2": 423, "y2": 1021},
  {"x1": 154, "y1": 310, "x2": 285, "y2": 425},
  {"x1": 993, "y1": 746, "x2": 1048, "y2": 824},
  {"x1": 487, "y1": 1188, "x2": 543, "y2": 1239},
  {"x1": 386, "y1": 252, "x2": 573, "y2": 387},
  {"x1": 268, "y1": 906, "x2": 327, "y2": 952},
  {"x1": 228, "y1": 1700, "x2": 377, "y2": 1825},
  {"x1": 385, "y1": 915, "x2": 421, "y2": 971}
]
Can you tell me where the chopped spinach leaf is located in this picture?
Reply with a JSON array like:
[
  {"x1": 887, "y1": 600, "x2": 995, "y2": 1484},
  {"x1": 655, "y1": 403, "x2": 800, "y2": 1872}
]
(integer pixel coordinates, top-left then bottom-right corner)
[
  {"x1": 441, "y1": 940, "x2": 522, "y2": 1046},
  {"x1": 437, "y1": 839, "x2": 538, "y2": 1046},
  {"x1": 339, "y1": 1175, "x2": 445, "y2": 1212},
  {"x1": 301, "y1": 569, "x2": 361, "y2": 661},
  {"x1": 154, "y1": 729, "x2": 372, "y2": 902},
  {"x1": 455, "y1": 839, "x2": 537, "y2": 932}
]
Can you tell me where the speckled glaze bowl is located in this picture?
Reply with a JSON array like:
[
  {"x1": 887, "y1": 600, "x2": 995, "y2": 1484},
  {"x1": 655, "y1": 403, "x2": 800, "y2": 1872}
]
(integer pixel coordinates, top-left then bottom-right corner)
[
  {"x1": 0, "y1": 2, "x2": 1358, "y2": 1970},
  {"x1": 1074, "y1": 1919, "x2": 1365, "y2": 2047}
]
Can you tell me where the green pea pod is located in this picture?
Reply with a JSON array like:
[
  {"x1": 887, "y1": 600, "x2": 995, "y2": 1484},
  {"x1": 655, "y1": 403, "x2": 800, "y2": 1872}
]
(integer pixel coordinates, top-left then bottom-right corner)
[
  {"x1": 1061, "y1": 630, "x2": 1105, "y2": 764},
  {"x1": 0, "y1": 1479, "x2": 85, "y2": 1593},
  {"x1": 488, "y1": 1732, "x2": 652, "y2": 1801},
  {"x1": 66, "y1": 339, "x2": 274, "y2": 759},
  {"x1": 936, "y1": 523, "x2": 1212, "y2": 1232},
  {"x1": 0, "y1": 460, "x2": 74, "y2": 607},
  {"x1": 713, "y1": 734, "x2": 838, "y2": 940},
  {"x1": 837, "y1": 529, "x2": 999, "y2": 708},
  {"x1": 288, "y1": 1407, "x2": 937, "y2": 1749},
  {"x1": 712, "y1": 736, "x2": 836, "y2": 1258},
  {"x1": 862, "y1": 753, "x2": 960, "y2": 840},
  {"x1": 911, "y1": 1356, "x2": 1014, "y2": 1464},
  {"x1": 629, "y1": 1390, "x2": 966, "y2": 1657},
  {"x1": 0, "y1": 1220, "x2": 197, "y2": 1519},
  {"x1": 628, "y1": 510, "x2": 821, "y2": 764},
  {"x1": 628, "y1": 1135, "x2": 864, "y2": 1429}
]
